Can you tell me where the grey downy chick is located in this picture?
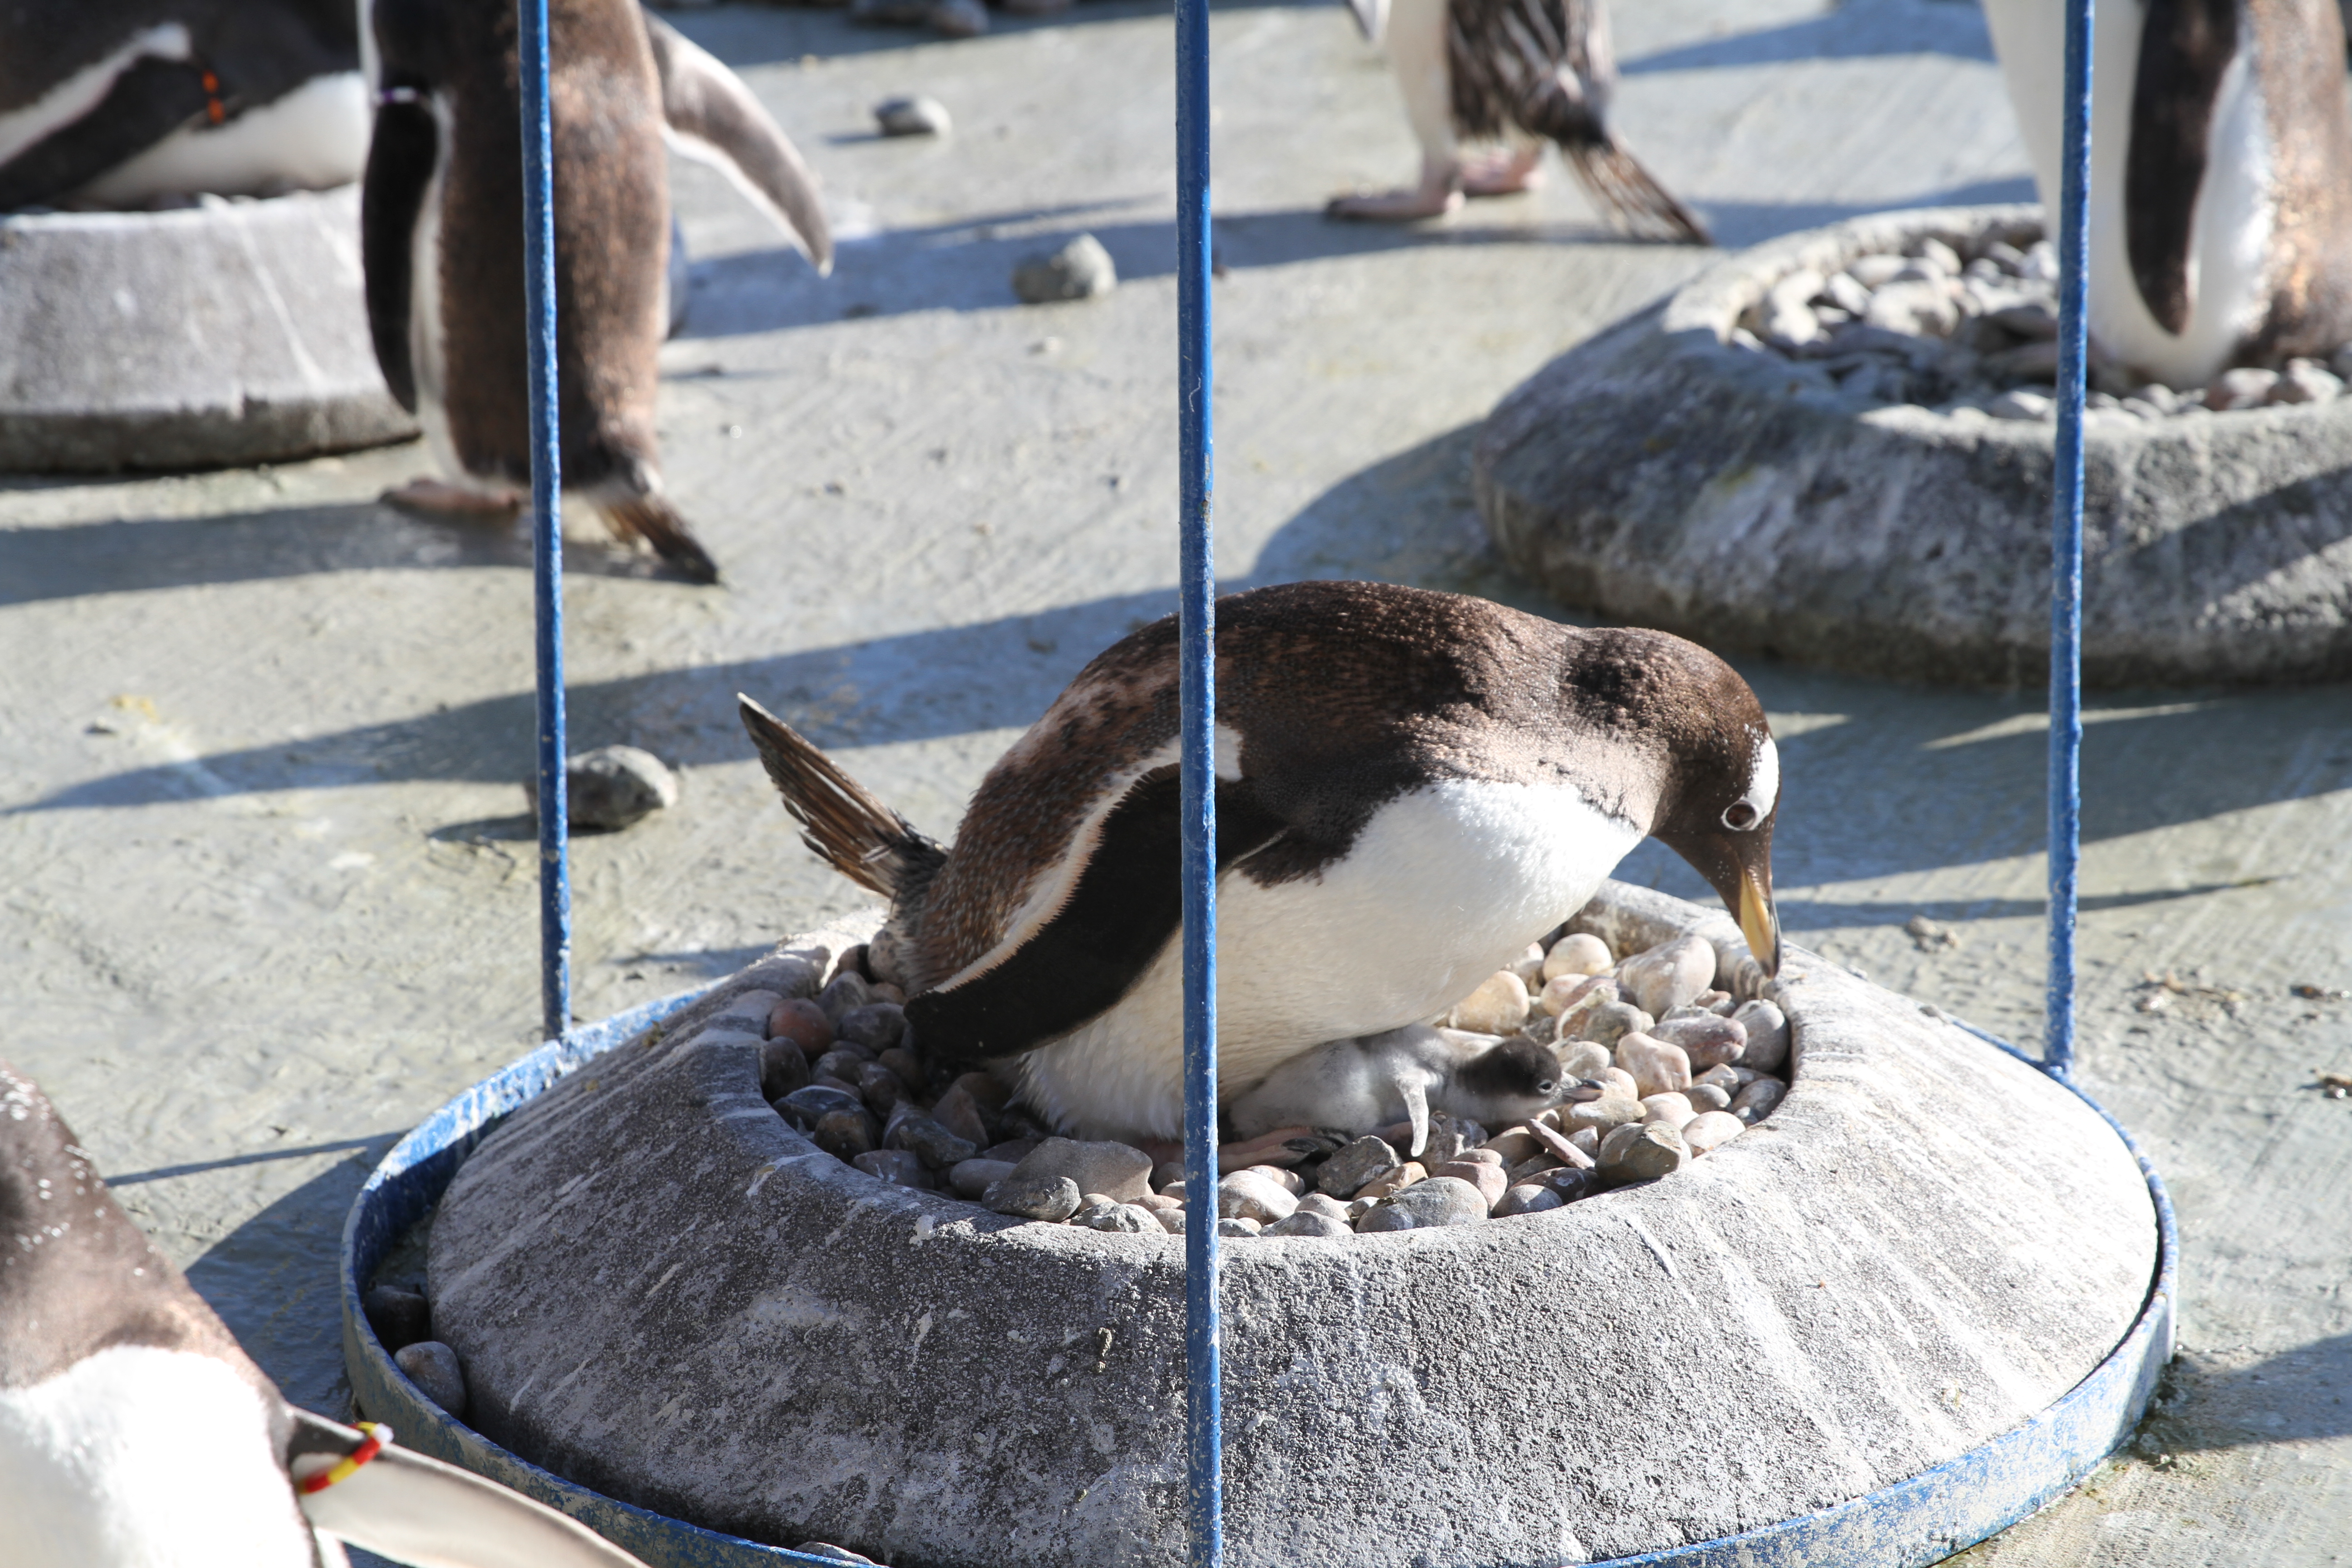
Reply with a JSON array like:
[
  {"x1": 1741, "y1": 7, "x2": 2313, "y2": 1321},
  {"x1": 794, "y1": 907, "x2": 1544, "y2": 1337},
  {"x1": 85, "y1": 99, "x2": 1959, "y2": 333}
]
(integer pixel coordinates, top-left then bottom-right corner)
[{"x1": 1226, "y1": 1024, "x2": 1568, "y2": 1157}]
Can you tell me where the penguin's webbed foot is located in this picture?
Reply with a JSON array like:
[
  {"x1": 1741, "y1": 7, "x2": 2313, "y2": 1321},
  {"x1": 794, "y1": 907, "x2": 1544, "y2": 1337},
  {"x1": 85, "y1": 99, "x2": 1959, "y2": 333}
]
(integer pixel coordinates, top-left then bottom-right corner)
[
  {"x1": 1459, "y1": 145, "x2": 1545, "y2": 198},
  {"x1": 380, "y1": 479, "x2": 523, "y2": 521},
  {"x1": 1325, "y1": 183, "x2": 1465, "y2": 222}
]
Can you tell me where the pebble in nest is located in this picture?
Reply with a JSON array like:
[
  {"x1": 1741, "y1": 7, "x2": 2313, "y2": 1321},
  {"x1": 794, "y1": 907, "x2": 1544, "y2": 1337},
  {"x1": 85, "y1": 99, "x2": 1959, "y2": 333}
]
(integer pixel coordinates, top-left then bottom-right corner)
[{"x1": 738, "y1": 578, "x2": 1781, "y2": 1147}]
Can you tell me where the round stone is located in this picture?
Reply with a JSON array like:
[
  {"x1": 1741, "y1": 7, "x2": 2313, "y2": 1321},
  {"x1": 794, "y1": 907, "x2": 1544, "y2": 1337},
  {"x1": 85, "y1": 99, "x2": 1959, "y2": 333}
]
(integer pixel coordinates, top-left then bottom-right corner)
[
  {"x1": 1261, "y1": 1210, "x2": 1352, "y2": 1238},
  {"x1": 986, "y1": 1174, "x2": 1082, "y2": 1222},
  {"x1": 1543, "y1": 933, "x2": 1614, "y2": 980},
  {"x1": 1598, "y1": 1122, "x2": 1691, "y2": 1185},
  {"x1": 1683, "y1": 1112, "x2": 1746, "y2": 1155},
  {"x1": 1449, "y1": 970, "x2": 1532, "y2": 1035},
  {"x1": 1317, "y1": 1135, "x2": 1402, "y2": 1198},
  {"x1": 1616, "y1": 1034, "x2": 1695, "y2": 1098},
  {"x1": 1733, "y1": 1000, "x2": 1792, "y2": 1075},
  {"x1": 394, "y1": 1340, "x2": 468, "y2": 1416},
  {"x1": 1012, "y1": 234, "x2": 1117, "y2": 304},
  {"x1": 874, "y1": 93, "x2": 952, "y2": 136}
]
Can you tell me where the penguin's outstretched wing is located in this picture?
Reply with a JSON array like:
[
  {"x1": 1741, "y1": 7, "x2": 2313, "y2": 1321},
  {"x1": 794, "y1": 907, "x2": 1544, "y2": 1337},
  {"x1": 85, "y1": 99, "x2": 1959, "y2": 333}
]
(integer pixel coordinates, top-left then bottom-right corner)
[
  {"x1": 289, "y1": 1410, "x2": 651, "y2": 1566},
  {"x1": 360, "y1": 93, "x2": 439, "y2": 412},
  {"x1": 904, "y1": 768, "x2": 1290, "y2": 1065},
  {"x1": 641, "y1": 11, "x2": 832, "y2": 276}
]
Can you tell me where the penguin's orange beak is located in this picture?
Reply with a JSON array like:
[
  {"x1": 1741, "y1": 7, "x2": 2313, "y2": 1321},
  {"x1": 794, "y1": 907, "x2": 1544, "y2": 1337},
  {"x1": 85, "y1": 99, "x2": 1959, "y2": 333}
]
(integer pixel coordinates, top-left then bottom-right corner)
[{"x1": 1735, "y1": 862, "x2": 1781, "y2": 977}]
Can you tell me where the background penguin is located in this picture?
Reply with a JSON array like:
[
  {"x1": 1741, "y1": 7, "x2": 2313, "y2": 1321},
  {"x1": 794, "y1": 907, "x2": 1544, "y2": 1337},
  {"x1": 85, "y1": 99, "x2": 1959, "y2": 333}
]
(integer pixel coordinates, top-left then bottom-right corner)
[
  {"x1": 0, "y1": 1061, "x2": 652, "y2": 1568},
  {"x1": 739, "y1": 579, "x2": 1781, "y2": 1146},
  {"x1": 1225, "y1": 1024, "x2": 1571, "y2": 1154},
  {"x1": 1981, "y1": 0, "x2": 2352, "y2": 387},
  {"x1": 0, "y1": 0, "x2": 366, "y2": 211},
  {"x1": 1327, "y1": 0, "x2": 1709, "y2": 240},
  {"x1": 362, "y1": 0, "x2": 832, "y2": 584}
]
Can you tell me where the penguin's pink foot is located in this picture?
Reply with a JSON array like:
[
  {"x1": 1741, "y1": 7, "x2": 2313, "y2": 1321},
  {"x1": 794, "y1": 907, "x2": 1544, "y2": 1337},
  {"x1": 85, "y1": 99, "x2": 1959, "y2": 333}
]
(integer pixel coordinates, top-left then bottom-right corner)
[
  {"x1": 379, "y1": 479, "x2": 522, "y2": 519},
  {"x1": 1324, "y1": 183, "x2": 1465, "y2": 221},
  {"x1": 1460, "y1": 146, "x2": 1545, "y2": 197}
]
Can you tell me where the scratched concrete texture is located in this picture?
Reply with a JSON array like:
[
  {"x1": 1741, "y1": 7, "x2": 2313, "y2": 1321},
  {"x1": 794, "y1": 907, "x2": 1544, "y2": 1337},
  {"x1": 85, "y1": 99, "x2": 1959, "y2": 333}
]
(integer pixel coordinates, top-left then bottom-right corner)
[{"x1": 0, "y1": 0, "x2": 2343, "y2": 1563}]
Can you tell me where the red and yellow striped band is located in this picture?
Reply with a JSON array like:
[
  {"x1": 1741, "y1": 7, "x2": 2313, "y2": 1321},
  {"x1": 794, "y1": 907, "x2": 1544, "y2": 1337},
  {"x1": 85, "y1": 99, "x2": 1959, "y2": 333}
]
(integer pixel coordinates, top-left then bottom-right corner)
[{"x1": 298, "y1": 1423, "x2": 392, "y2": 1494}]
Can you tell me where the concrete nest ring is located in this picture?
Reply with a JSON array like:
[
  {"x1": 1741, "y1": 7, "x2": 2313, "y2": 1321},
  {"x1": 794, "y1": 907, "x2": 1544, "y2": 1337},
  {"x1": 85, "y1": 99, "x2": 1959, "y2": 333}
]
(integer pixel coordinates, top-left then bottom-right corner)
[
  {"x1": 1473, "y1": 203, "x2": 2352, "y2": 688},
  {"x1": 375, "y1": 881, "x2": 2162, "y2": 1568}
]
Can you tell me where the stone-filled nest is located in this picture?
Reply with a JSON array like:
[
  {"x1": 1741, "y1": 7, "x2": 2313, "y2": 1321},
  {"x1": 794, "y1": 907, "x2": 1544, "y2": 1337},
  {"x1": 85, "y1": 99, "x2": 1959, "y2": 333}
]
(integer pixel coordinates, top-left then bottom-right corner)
[
  {"x1": 758, "y1": 926, "x2": 1789, "y2": 1239},
  {"x1": 1733, "y1": 213, "x2": 2352, "y2": 421}
]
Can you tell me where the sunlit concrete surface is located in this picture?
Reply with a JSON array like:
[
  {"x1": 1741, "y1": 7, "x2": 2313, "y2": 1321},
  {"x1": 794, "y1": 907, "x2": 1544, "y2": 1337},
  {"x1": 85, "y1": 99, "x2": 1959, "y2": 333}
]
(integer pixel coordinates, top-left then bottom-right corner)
[{"x1": 1, "y1": 1, "x2": 2344, "y2": 1562}]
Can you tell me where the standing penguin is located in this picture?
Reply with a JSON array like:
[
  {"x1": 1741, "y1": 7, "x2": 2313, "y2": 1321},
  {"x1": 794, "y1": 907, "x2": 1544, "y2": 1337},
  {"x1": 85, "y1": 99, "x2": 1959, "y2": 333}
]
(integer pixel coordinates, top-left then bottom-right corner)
[
  {"x1": 0, "y1": 1062, "x2": 652, "y2": 1568},
  {"x1": 1981, "y1": 0, "x2": 2352, "y2": 387},
  {"x1": 739, "y1": 580, "x2": 1780, "y2": 1146},
  {"x1": 362, "y1": 0, "x2": 832, "y2": 583},
  {"x1": 0, "y1": 1, "x2": 367, "y2": 211},
  {"x1": 1326, "y1": 0, "x2": 1709, "y2": 241}
]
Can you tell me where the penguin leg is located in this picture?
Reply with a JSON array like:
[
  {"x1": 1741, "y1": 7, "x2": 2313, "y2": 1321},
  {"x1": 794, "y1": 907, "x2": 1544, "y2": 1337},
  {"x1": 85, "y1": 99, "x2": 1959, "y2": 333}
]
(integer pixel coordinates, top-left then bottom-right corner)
[
  {"x1": 1328, "y1": 0, "x2": 1466, "y2": 220},
  {"x1": 1460, "y1": 138, "x2": 1546, "y2": 196}
]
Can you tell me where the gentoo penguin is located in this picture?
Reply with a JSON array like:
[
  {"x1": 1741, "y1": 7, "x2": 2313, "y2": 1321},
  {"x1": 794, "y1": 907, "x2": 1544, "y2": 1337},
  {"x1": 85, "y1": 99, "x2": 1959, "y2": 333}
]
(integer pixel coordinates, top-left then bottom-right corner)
[
  {"x1": 362, "y1": 0, "x2": 832, "y2": 584},
  {"x1": 1225, "y1": 1024, "x2": 1572, "y2": 1154},
  {"x1": 0, "y1": 1061, "x2": 652, "y2": 1568},
  {"x1": 0, "y1": 1, "x2": 368, "y2": 211},
  {"x1": 1980, "y1": 0, "x2": 2352, "y2": 387},
  {"x1": 739, "y1": 579, "x2": 1781, "y2": 1145},
  {"x1": 1326, "y1": 0, "x2": 1709, "y2": 240}
]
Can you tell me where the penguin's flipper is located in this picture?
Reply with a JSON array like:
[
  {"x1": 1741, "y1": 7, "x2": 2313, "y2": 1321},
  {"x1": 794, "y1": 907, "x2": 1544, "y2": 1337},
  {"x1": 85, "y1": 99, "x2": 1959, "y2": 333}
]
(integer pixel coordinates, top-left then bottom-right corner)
[
  {"x1": 288, "y1": 1411, "x2": 651, "y2": 1567},
  {"x1": 602, "y1": 491, "x2": 721, "y2": 584},
  {"x1": 360, "y1": 94, "x2": 440, "y2": 412},
  {"x1": 738, "y1": 695, "x2": 947, "y2": 899},
  {"x1": 641, "y1": 11, "x2": 833, "y2": 276},
  {"x1": 1397, "y1": 1073, "x2": 1431, "y2": 1159},
  {"x1": 904, "y1": 769, "x2": 1290, "y2": 1064},
  {"x1": 2124, "y1": 0, "x2": 2235, "y2": 333}
]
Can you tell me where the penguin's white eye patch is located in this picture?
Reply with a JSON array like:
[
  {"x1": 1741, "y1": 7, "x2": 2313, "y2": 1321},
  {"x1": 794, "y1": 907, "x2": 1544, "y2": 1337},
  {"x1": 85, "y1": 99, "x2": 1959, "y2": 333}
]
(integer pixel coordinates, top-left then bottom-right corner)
[{"x1": 1721, "y1": 732, "x2": 1779, "y2": 832}]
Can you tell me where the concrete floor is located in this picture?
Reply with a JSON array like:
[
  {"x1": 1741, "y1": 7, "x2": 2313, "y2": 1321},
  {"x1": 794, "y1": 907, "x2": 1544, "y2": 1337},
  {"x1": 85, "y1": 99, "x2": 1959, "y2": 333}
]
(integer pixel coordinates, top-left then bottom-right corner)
[{"x1": 2, "y1": 0, "x2": 2345, "y2": 1562}]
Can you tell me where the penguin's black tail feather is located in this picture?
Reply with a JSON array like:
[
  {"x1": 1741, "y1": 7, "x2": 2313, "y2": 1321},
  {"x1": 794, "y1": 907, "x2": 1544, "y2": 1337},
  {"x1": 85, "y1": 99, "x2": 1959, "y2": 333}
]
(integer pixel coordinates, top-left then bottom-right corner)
[
  {"x1": 1552, "y1": 135, "x2": 1711, "y2": 247},
  {"x1": 737, "y1": 695, "x2": 947, "y2": 900},
  {"x1": 606, "y1": 494, "x2": 722, "y2": 585}
]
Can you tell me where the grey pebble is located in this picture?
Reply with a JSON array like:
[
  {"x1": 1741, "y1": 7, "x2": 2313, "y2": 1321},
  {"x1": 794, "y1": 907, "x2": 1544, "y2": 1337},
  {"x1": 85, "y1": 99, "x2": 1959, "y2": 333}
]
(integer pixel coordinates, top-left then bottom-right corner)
[
  {"x1": 835, "y1": 1003, "x2": 906, "y2": 1054},
  {"x1": 1571, "y1": 1000, "x2": 1652, "y2": 1047},
  {"x1": 874, "y1": 94, "x2": 951, "y2": 137},
  {"x1": 1362, "y1": 1175, "x2": 1489, "y2": 1232},
  {"x1": 395, "y1": 1340, "x2": 468, "y2": 1416},
  {"x1": 523, "y1": 745, "x2": 676, "y2": 831},
  {"x1": 986, "y1": 1173, "x2": 1082, "y2": 1222},
  {"x1": 1686, "y1": 1082, "x2": 1733, "y2": 1113},
  {"x1": 852, "y1": 1149, "x2": 932, "y2": 1188},
  {"x1": 363, "y1": 1284, "x2": 431, "y2": 1352},
  {"x1": 1262, "y1": 1210, "x2": 1352, "y2": 1238},
  {"x1": 884, "y1": 1111, "x2": 976, "y2": 1171},
  {"x1": 1492, "y1": 1183, "x2": 1565, "y2": 1217},
  {"x1": 1215, "y1": 1216, "x2": 1262, "y2": 1237},
  {"x1": 1004, "y1": 1136, "x2": 1153, "y2": 1203},
  {"x1": 948, "y1": 1157, "x2": 1015, "y2": 1198},
  {"x1": 1597, "y1": 1121, "x2": 1690, "y2": 1185},
  {"x1": 1293, "y1": 1191, "x2": 1351, "y2": 1221},
  {"x1": 1317, "y1": 1134, "x2": 1401, "y2": 1197},
  {"x1": 1730, "y1": 999, "x2": 1790, "y2": 1074},
  {"x1": 1013, "y1": 234, "x2": 1117, "y2": 304},
  {"x1": 816, "y1": 971, "x2": 872, "y2": 1023},
  {"x1": 1731, "y1": 1076, "x2": 1788, "y2": 1124},
  {"x1": 759, "y1": 1037, "x2": 811, "y2": 1101},
  {"x1": 1075, "y1": 1201, "x2": 1156, "y2": 1234},
  {"x1": 1417, "y1": 1112, "x2": 1488, "y2": 1167}
]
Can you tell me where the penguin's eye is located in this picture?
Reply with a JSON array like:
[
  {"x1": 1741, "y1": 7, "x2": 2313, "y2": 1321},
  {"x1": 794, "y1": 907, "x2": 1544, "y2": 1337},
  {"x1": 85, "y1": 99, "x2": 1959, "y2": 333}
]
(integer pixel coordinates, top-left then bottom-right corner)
[
  {"x1": 1722, "y1": 800, "x2": 1761, "y2": 832},
  {"x1": 1537, "y1": 1079, "x2": 1557, "y2": 1095}
]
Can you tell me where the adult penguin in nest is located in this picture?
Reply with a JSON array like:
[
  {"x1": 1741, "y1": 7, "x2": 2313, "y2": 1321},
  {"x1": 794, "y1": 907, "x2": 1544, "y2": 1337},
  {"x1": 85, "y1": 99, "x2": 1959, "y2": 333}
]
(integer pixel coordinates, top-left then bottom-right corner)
[
  {"x1": 1326, "y1": 0, "x2": 1709, "y2": 241},
  {"x1": 738, "y1": 581, "x2": 1781, "y2": 1146},
  {"x1": 362, "y1": 0, "x2": 831, "y2": 583},
  {"x1": 0, "y1": 0, "x2": 367, "y2": 211},
  {"x1": 1981, "y1": 0, "x2": 2352, "y2": 388}
]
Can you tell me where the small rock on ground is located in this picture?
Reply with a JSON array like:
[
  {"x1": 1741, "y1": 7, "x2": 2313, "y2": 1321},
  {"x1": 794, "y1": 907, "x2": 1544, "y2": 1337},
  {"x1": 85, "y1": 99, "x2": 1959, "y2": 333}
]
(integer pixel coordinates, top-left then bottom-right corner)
[
  {"x1": 523, "y1": 745, "x2": 677, "y2": 830},
  {"x1": 1013, "y1": 234, "x2": 1116, "y2": 304},
  {"x1": 874, "y1": 94, "x2": 951, "y2": 136},
  {"x1": 394, "y1": 1340, "x2": 468, "y2": 1416},
  {"x1": 987, "y1": 1173, "x2": 1082, "y2": 1221}
]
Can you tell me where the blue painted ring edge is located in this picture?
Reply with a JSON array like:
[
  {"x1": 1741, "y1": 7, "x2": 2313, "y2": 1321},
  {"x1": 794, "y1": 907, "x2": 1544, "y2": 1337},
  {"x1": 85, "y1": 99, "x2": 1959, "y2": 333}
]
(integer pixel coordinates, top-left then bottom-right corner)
[{"x1": 339, "y1": 999, "x2": 2177, "y2": 1568}]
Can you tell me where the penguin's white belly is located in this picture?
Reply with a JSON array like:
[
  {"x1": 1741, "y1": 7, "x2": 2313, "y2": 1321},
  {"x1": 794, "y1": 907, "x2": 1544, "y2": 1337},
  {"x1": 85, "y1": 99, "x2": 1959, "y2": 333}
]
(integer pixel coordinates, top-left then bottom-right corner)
[
  {"x1": 0, "y1": 1344, "x2": 317, "y2": 1567},
  {"x1": 77, "y1": 72, "x2": 372, "y2": 207},
  {"x1": 1010, "y1": 776, "x2": 1643, "y2": 1142}
]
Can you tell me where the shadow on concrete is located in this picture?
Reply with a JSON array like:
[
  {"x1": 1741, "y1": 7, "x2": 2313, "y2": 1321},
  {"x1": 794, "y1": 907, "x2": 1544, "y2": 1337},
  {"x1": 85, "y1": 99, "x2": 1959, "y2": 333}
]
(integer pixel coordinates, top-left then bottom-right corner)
[
  {"x1": 1700, "y1": 176, "x2": 2038, "y2": 250},
  {"x1": 109, "y1": 1135, "x2": 393, "y2": 1187},
  {"x1": 2142, "y1": 1337, "x2": 2352, "y2": 1453},
  {"x1": 1620, "y1": 0, "x2": 1997, "y2": 75},
  {"x1": 0, "y1": 495, "x2": 737, "y2": 608},
  {"x1": 183, "y1": 1150, "x2": 392, "y2": 1416}
]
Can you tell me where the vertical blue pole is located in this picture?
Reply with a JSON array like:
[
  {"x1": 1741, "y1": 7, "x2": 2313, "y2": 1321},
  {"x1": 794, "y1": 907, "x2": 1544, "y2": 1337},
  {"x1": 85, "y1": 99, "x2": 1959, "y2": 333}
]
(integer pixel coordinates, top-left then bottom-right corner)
[
  {"x1": 519, "y1": 0, "x2": 571, "y2": 1043},
  {"x1": 2047, "y1": 0, "x2": 2092, "y2": 1080},
  {"x1": 1174, "y1": 0, "x2": 1220, "y2": 1559}
]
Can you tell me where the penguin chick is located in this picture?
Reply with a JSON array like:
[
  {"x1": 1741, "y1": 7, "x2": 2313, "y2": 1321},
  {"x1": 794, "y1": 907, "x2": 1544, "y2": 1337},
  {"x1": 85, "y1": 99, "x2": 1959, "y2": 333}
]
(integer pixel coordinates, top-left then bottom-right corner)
[
  {"x1": 362, "y1": 0, "x2": 831, "y2": 583},
  {"x1": 0, "y1": 1, "x2": 368, "y2": 211},
  {"x1": 1226, "y1": 1024, "x2": 1564, "y2": 1156},
  {"x1": 1327, "y1": 0, "x2": 1708, "y2": 242},
  {"x1": 0, "y1": 1061, "x2": 651, "y2": 1568},
  {"x1": 738, "y1": 579, "x2": 1782, "y2": 1146},
  {"x1": 1981, "y1": 0, "x2": 2352, "y2": 386}
]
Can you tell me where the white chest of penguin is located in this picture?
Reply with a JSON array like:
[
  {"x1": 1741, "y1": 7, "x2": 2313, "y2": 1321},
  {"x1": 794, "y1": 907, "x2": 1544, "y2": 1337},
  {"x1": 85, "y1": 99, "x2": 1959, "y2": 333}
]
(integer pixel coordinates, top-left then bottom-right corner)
[{"x1": 1008, "y1": 776, "x2": 1643, "y2": 1143}]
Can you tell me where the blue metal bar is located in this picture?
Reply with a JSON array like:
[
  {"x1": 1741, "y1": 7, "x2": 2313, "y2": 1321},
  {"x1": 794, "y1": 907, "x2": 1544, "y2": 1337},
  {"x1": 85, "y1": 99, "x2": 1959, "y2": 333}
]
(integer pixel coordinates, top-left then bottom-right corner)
[
  {"x1": 1174, "y1": 0, "x2": 1220, "y2": 1559},
  {"x1": 2046, "y1": 0, "x2": 2092, "y2": 1079},
  {"x1": 519, "y1": 0, "x2": 571, "y2": 1043}
]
